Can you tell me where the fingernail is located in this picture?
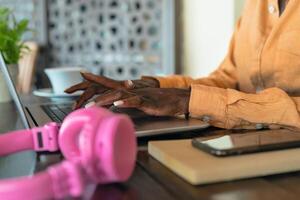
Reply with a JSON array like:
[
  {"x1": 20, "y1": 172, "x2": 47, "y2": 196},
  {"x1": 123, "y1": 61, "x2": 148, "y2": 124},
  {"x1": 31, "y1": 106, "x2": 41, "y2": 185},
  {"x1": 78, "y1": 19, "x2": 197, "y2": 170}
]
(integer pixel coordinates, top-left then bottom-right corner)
[
  {"x1": 114, "y1": 100, "x2": 124, "y2": 107},
  {"x1": 127, "y1": 80, "x2": 134, "y2": 86},
  {"x1": 85, "y1": 101, "x2": 96, "y2": 108}
]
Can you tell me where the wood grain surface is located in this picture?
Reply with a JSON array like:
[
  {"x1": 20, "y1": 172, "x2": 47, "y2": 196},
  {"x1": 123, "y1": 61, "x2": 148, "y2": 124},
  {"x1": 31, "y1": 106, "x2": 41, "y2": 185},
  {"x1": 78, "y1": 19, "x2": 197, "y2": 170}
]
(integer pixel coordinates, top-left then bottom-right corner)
[{"x1": 1, "y1": 97, "x2": 300, "y2": 200}]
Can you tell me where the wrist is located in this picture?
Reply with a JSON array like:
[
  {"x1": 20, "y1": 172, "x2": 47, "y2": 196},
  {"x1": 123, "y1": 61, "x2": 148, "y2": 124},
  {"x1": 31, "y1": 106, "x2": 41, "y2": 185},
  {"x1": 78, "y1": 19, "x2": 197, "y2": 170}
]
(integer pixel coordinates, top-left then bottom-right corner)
[{"x1": 141, "y1": 76, "x2": 160, "y2": 88}]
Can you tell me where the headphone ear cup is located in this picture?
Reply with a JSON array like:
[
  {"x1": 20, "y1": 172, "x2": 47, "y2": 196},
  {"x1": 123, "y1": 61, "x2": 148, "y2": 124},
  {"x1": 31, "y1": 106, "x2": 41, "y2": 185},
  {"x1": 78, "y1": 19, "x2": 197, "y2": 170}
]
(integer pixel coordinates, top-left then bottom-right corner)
[
  {"x1": 59, "y1": 107, "x2": 113, "y2": 161},
  {"x1": 59, "y1": 109, "x2": 96, "y2": 160},
  {"x1": 58, "y1": 107, "x2": 136, "y2": 184},
  {"x1": 92, "y1": 115, "x2": 137, "y2": 183}
]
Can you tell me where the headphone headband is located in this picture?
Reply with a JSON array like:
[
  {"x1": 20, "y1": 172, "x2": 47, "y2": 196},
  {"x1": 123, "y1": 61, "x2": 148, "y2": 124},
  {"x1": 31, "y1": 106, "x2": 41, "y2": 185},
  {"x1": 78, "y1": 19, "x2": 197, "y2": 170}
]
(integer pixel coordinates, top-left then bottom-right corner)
[
  {"x1": 0, "y1": 107, "x2": 137, "y2": 199},
  {"x1": 32, "y1": 123, "x2": 60, "y2": 152}
]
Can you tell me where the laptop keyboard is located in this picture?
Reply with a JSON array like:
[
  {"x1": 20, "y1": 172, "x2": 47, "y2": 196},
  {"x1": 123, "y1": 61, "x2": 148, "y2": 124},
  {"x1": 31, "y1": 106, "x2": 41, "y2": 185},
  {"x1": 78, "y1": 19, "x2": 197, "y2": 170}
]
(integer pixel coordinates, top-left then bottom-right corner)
[
  {"x1": 41, "y1": 104, "x2": 151, "y2": 124},
  {"x1": 41, "y1": 104, "x2": 73, "y2": 123}
]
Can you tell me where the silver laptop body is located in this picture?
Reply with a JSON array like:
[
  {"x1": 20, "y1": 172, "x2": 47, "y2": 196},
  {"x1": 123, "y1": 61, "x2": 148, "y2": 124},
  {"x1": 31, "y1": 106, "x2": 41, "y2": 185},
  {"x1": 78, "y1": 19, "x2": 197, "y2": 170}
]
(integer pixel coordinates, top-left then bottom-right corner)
[{"x1": 0, "y1": 52, "x2": 209, "y2": 137}]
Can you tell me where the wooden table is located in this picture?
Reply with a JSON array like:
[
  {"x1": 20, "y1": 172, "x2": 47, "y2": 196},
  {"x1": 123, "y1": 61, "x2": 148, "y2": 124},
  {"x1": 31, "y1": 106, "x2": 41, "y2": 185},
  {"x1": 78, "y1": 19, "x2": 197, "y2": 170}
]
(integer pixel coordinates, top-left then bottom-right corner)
[{"x1": 0, "y1": 98, "x2": 300, "y2": 200}]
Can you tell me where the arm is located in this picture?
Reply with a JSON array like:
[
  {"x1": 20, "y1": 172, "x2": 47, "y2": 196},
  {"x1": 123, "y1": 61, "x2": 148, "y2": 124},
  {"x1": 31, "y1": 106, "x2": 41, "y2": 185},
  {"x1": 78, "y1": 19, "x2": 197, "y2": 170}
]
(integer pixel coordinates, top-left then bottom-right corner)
[
  {"x1": 93, "y1": 83, "x2": 300, "y2": 131},
  {"x1": 189, "y1": 85, "x2": 300, "y2": 131}
]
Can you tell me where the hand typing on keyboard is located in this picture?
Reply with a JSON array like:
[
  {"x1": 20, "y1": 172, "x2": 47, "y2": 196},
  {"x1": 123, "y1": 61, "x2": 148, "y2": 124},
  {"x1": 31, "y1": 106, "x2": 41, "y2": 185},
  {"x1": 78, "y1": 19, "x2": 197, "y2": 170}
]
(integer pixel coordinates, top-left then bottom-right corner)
[
  {"x1": 64, "y1": 72, "x2": 159, "y2": 109},
  {"x1": 94, "y1": 88, "x2": 191, "y2": 117}
]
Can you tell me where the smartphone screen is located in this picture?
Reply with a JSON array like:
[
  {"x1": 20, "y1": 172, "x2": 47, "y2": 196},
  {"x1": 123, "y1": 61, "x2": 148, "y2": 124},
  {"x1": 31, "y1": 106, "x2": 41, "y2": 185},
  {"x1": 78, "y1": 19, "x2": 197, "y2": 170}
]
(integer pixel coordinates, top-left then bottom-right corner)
[{"x1": 192, "y1": 129, "x2": 300, "y2": 157}]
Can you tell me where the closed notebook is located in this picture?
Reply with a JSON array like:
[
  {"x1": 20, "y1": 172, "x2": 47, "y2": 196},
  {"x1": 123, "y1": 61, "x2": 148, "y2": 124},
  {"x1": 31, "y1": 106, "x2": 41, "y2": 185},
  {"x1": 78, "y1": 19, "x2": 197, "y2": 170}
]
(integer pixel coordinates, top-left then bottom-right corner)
[{"x1": 148, "y1": 139, "x2": 300, "y2": 185}]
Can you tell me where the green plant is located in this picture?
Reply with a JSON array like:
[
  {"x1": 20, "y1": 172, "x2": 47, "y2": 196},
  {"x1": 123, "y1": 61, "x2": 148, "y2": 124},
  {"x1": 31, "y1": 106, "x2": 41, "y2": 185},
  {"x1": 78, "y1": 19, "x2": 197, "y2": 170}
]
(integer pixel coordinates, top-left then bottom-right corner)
[{"x1": 0, "y1": 7, "x2": 29, "y2": 64}]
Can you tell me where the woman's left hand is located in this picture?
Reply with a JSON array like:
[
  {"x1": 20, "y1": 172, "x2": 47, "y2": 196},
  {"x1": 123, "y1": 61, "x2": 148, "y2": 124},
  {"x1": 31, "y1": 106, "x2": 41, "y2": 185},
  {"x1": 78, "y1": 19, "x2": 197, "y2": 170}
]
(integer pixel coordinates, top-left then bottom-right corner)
[{"x1": 94, "y1": 88, "x2": 191, "y2": 117}]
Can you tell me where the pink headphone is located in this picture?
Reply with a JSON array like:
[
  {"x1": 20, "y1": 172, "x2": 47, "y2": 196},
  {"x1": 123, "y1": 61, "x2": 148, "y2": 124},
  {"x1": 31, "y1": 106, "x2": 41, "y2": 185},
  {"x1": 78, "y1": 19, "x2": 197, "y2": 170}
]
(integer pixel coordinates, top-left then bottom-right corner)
[{"x1": 0, "y1": 107, "x2": 137, "y2": 200}]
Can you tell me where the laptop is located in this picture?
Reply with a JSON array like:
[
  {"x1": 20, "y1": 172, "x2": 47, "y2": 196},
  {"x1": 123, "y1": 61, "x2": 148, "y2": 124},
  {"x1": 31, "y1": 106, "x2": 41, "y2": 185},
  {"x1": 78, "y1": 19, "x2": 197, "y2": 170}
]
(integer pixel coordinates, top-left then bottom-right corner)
[{"x1": 0, "y1": 52, "x2": 209, "y2": 137}]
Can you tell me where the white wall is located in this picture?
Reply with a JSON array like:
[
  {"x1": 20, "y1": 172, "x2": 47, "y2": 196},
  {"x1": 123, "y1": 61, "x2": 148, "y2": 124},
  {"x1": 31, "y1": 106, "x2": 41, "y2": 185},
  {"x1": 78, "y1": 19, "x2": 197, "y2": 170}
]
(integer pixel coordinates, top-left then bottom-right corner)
[{"x1": 183, "y1": 0, "x2": 245, "y2": 77}]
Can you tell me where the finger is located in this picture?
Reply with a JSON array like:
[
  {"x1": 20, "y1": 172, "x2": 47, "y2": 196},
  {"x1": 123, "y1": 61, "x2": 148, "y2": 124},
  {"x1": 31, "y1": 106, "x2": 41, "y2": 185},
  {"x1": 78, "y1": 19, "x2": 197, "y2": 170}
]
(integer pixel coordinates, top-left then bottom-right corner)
[
  {"x1": 113, "y1": 96, "x2": 142, "y2": 108},
  {"x1": 95, "y1": 90, "x2": 128, "y2": 106},
  {"x1": 64, "y1": 81, "x2": 91, "y2": 93},
  {"x1": 73, "y1": 88, "x2": 96, "y2": 109},
  {"x1": 81, "y1": 72, "x2": 126, "y2": 89},
  {"x1": 95, "y1": 86, "x2": 109, "y2": 94}
]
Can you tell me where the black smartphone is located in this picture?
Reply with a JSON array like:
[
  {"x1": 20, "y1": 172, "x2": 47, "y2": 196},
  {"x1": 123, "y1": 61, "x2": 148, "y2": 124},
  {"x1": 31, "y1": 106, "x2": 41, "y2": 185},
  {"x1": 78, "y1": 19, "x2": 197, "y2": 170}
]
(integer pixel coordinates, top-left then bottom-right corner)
[{"x1": 192, "y1": 129, "x2": 300, "y2": 157}]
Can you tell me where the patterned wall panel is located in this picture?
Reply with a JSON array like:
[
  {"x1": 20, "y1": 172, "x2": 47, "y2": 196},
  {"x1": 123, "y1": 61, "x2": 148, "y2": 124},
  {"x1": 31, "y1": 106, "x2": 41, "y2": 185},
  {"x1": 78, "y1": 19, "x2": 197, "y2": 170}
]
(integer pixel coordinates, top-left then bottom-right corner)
[
  {"x1": 47, "y1": 0, "x2": 174, "y2": 79},
  {"x1": 0, "y1": 0, "x2": 175, "y2": 80}
]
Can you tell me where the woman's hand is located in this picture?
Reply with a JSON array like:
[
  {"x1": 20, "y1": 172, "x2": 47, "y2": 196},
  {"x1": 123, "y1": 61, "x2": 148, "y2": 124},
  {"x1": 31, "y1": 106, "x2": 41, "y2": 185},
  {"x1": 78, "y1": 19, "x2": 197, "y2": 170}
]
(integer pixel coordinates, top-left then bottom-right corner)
[
  {"x1": 94, "y1": 88, "x2": 191, "y2": 117},
  {"x1": 64, "y1": 72, "x2": 159, "y2": 109}
]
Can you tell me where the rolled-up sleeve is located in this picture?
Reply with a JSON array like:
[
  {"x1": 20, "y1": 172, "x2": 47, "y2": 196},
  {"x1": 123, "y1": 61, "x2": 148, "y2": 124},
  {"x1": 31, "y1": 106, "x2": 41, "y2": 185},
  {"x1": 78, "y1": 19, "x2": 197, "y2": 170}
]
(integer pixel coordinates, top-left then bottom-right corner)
[{"x1": 189, "y1": 85, "x2": 300, "y2": 131}]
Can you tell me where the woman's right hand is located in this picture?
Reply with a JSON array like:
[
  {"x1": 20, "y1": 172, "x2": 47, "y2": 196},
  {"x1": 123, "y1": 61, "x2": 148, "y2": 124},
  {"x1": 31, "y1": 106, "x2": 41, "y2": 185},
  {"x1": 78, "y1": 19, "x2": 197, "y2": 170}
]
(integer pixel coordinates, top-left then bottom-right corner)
[{"x1": 64, "y1": 72, "x2": 160, "y2": 109}]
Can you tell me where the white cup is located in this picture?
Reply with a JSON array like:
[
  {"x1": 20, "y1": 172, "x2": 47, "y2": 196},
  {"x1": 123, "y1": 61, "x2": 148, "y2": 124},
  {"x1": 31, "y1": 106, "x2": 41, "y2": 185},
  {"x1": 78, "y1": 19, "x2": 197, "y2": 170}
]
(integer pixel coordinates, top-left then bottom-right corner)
[{"x1": 45, "y1": 67, "x2": 85, "y2": 94}]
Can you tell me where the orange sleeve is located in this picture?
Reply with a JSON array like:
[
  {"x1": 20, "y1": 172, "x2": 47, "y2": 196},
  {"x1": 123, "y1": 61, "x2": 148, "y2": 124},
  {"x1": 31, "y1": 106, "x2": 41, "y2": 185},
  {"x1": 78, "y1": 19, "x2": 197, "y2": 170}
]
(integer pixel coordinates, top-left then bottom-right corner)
[
  {"x1": 189, "y1": 85, "x2": 300, "y2": 131},
  {"x1": 151, "y1": 18, "x2": 242, "y2": 90}
]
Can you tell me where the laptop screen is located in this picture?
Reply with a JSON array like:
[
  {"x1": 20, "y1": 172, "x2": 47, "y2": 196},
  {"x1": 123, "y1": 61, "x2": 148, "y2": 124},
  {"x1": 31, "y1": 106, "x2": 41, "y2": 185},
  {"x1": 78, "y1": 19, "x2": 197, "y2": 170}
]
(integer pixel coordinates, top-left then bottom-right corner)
[
  {"x1": 0, "y1": 52, "x2": 30, "y2": 129},
  {"x1": 0, "y1": 52, "x2": 36, "y2": 178}
]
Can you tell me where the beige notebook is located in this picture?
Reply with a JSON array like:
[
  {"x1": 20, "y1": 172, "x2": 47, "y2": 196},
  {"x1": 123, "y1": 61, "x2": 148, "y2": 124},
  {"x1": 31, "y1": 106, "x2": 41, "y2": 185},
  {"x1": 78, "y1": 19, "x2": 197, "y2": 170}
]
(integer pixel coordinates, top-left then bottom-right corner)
[{"x1": 148, "y1": 139, "x2": 300, "y2": 185}]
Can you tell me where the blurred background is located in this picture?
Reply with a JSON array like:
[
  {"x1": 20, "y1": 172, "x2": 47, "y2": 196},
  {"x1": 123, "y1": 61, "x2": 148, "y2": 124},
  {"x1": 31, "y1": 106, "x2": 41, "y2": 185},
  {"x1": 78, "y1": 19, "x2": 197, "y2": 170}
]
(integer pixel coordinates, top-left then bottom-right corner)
[{"x1": 0, "y1": 0, "x2": 245, "y2": 90}]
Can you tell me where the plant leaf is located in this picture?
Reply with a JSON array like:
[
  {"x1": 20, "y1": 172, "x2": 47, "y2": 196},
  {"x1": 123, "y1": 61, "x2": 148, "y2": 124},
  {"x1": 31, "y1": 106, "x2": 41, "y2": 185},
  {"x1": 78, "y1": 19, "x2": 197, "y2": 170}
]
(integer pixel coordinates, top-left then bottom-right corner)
[{"x1": 0, "y1": 7, "x2": 29, "y2": 64}]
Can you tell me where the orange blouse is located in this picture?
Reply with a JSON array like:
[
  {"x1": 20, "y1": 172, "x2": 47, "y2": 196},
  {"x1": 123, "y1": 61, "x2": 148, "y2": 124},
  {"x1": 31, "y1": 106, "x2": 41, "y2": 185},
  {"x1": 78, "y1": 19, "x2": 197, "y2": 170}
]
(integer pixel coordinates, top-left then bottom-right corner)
[{"x1": 153, "y1": 0, "x2": 300, "y2": 130}]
